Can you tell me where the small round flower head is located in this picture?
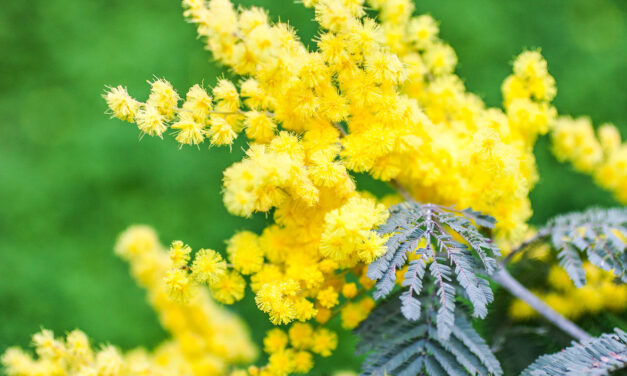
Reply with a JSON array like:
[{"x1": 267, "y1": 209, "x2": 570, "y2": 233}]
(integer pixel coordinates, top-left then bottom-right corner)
[
  {"x1": 292, "y1": 351, "x2": 313, "y2": 373},
  {"x1": 135, "y1": 105, "x2": 167, "y2": 137},
  {"x1": 208, "y1": 116, "x2": 237, "y2": 146},
  {"x1": 169, "y1": 240, "x2": 191, "y2": 268},
  {"x1": 183, "y1": 84, "x2": 213, "y2": 122},
  {"x1": 147, "y1": 78, "x2": 180, "y2": 120},
  {"x1": 341, "y1": 282, "x2": 358, "y2": 298},
  {"x1": 288, "y1": 323, "x2": 313, "y2": 349},
  {"x1": 316, "y1": 286, "x2": 339, "y2": 308},
  {"x1": 244, "y1": 111, "x2": 276, "y2": 143},
  {"x1": 190, "y1": 248, "x2": 227, "y2": 285},
  {"x1": 172, "y1": 113, "x2": 206, "y2": 146},
  {"x1": 227, "y1": 231, "x2": 264, "y2": 275},
  {"x1": 311, "y1": 328, "x2": 337, "y2": 357},
  {"x1": 164, "y1": 268, "x2": 193, "y2": 302},
  {"x1": 213, "y1": 79, "x2": 240, "y2": 111},
  {"x1": 267, "y1": 350, "x2": 295, "y2": 375},
  {"x1": 408, "y1": 14, "x2": 439, "y2": 47},
  {"x1": 104, "y1": 85, "x2": 140, "y2": 122},
  {"x1": 210, "y1": 270, "x2": 246, "y2": 304},
  {"x1": 263, "y1": 328, "x2": 288, "y2": 354}
]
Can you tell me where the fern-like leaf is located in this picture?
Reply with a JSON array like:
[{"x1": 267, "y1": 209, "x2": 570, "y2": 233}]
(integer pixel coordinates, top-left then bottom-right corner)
[
  {"x1": 542, "y1": 207, "x2": 627, "y2": 287},
  {"x1": 521, "y1": 328, "x2": 627, "y2": 376},
  {"x1": 368, "y1": 202, "x2": 499, "y2": 337},
  {"x1": 355, "y1": 290, "x2": 503, "y2": 376}
]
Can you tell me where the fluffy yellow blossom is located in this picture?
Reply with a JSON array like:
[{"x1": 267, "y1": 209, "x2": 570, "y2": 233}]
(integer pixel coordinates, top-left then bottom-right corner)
[
  {"x1": 292, "y1": 351, "x2": 314, "y2": 373},
  {"x1": 263, "y1": 329, "x2": 288, "y2": 354},
  {"x1": 169, "y1": 240, "x2": 191, "y2": 268},
  {"x1": 227, "y1": 231, "x2": 264, "y2": 275},
  {"x1": 210, "y1": 270, "x2": 246, "y2": 304},
  {"x1": 96, "y1": 0, "x2": 627, "y2": 373},
  {"x1": 104, "y1": 85, "x2": 140, "y2": 122},
  {"x1": 511, "y1": 263, "x2": 627, "y2": 321},
  {"x1": 113, "y1": 225, "x2": 257, "y2": 372},
  {"x1": 288, "y1": 323, "x2": 314, "y2": 350},
  {"x1": 311, "y1": 329, "x2": 338, "y2": 357},
  {"x1": 317, "y1": 286, "x2": 339, "y2": 309},
  {"x1": 320, "y1": 196, "x2": 388, "y2": 265},
  {"x1": 191, "y1": 248, "x2": 227, "y2": 285},
  {"x1": 165, "y1": 268, "x2": 193, "y2": 302},
  {"x1": 341, "y1": 282, "x2": 358, "y2": 298}
]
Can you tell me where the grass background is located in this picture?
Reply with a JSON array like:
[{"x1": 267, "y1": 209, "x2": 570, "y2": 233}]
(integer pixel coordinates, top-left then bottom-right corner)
[{"x1": 0, "y1": 0, "x2": 625, "y2": 374}]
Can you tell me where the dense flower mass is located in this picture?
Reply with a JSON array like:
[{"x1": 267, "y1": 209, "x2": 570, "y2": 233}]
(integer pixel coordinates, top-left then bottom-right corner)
[{"x1": 5, "y1": 0, "x2": 623, "y2": 375}]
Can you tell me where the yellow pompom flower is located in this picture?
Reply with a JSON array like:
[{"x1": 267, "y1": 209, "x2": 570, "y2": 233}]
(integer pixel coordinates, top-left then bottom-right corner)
[
  {"x1": 317, "y1": 286, "x2": 339, "y2": 309},
  {"x1": 104, "y1": 85, "x2": 140, "y2": 122},
  {"x1": 147, "y1": 78, "x2": 180, "y2": 120},
  {"x1": 292, "y1": 351, "x2": 314, "y2": 373},
  {"x1": 311, "y1": 329, "x2": 337, "y2": 357},
  {"x1": 169, "y1": 240, "x2": 191, "y2": 268},
  {"x1": 190, "y1": 248, "x2": 227, "y2": 285},
  {"x1": 164, "y1": 268, "x2": 193, "y2": 302},
  {"x1": 288, "y1": 323, "x2": 314, "y2": 350},
  {"x1": 135, "y1": 105, "x2": 167, "y2": 137},
  {"x1": 210, "y1": 270, "x2": 246, "y2": 304},
  {"x1": 227, "y1": 231, "x2": 265, "y2": 275},
  {"x1": 263, "y1": 329, "x2": 288, "y2": 354},
  {"x1": 341, "y1": 282, "x2": 358, "y2": 299}
]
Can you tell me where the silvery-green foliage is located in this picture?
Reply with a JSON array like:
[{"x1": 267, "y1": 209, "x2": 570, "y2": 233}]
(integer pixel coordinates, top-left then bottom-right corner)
[
  {"x1": 368, "y1": 202, "x2": 499, "y2": 340},
  {"x1": 522, "y1": 328, "x2": 627, "y2": 376},
  {"x1": 542, "y1": 207, "x2": 627, "y2": 287},
  {"x1": 355, "y1": 290, "x2": 502, "y2": 376}
]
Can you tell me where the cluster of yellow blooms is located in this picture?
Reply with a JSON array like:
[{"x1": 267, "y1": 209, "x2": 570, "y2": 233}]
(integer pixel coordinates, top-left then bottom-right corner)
[
  {"x1": 2, "y1": 226, "x2": 256, "y2": 376},
  {"x1": 99, "y1": 0, "x2": 627, "y2": 373},
  {"x1": 552, "y1": 116, "x2": 627, "y2": 203},
  {"x1": 104, "y1": 0, "x2": 564, "y2": 242},
  {"x1": 12, "y1": 0, "x2": 615, "y2": 374},
  {"x1": 510, "y1": 262, "x2": 627, "y2": 321}
]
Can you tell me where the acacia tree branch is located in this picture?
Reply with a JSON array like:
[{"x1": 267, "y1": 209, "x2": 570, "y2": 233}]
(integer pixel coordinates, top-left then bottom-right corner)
[
  {"x1": 500, "y1": 227, "x2": 551, "y2": 266},
  {"x1": 491, "y1": 267, "x2": 591, "y2": 341},
  {"x1": 330, "y1": 119, "x2": 589, "y2": 341}
]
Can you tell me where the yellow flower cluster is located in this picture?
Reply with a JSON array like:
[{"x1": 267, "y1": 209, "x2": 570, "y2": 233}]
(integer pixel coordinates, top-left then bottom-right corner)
[
  {"x1": 105, "y1": 0, "x2": 565, "y2": 242},
  {"x1": 98, "y1": 0, "x2": 625, "y2": 374},
  {"x1": 552, "y1": 116, "x2": 627, "y2": 203},
  {"x1": 115, "y1": 226, "x2": 256, "y2": 374},
  {"x1": 244, "y1": 325, "x2": 337, "y2": 375},
  {"x1": 2, "y1": 328, "x2": 195, "y2": 376},
  {"x1": 104, "y1": 80, "x2": 243, "y2": 146},
  {"x1": 510, "y1": 263, "x2": 627, "y2": 321},
  {"x1": 2, "y1": 226, "x2": 257, "y2": 376}
]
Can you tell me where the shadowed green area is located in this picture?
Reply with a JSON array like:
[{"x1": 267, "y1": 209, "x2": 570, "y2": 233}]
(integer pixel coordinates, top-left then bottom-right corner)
[{"x1": 0, "y1": 0, "x2": 625, "y2": 374}]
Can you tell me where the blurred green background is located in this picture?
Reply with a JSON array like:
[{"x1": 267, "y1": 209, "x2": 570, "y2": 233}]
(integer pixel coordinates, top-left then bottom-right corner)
[{"x1": 0, "y1": 0, "x2": 625, "y2": 374}]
